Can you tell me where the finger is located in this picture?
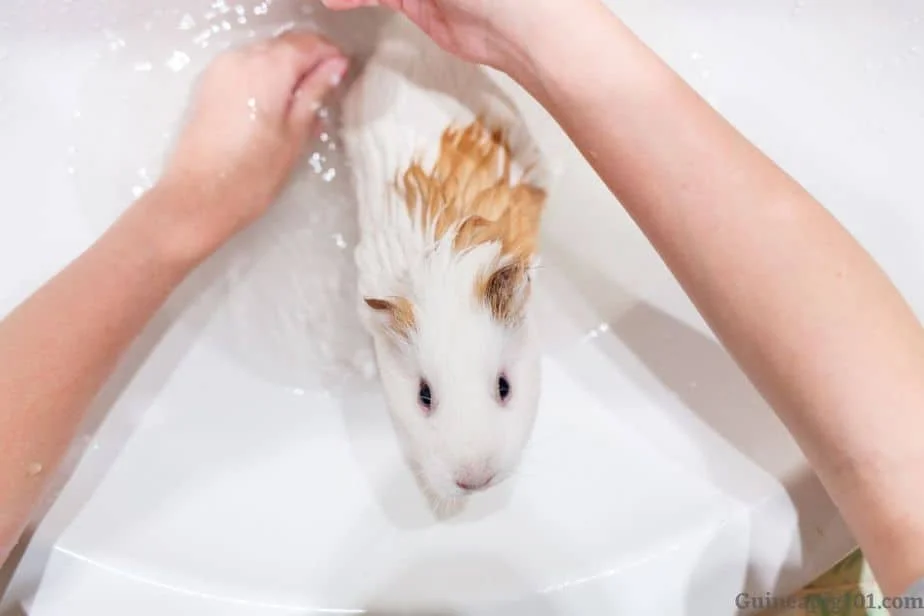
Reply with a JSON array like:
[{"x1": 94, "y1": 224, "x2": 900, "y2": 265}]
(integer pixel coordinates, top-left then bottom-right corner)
[
  {"x1": 274, "y1": 30, "x2": 338, "y2": 53},
  {"x1": 271, "y1": 30, "x2": 341, "y2": 75},
  {"x1": 289, "y1": 55, "x2": 350, "y2": 135}
]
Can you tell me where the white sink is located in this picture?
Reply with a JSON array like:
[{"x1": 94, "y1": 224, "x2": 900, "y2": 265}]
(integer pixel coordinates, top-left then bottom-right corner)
[{"x1": 1, "y1": 0, "x2": 921, "y2": 614}]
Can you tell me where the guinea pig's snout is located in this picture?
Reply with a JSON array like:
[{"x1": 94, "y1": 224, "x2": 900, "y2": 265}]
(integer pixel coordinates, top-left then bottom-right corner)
[{"x1": 455, "y1": 469, "x2": 496, "y2": 492}]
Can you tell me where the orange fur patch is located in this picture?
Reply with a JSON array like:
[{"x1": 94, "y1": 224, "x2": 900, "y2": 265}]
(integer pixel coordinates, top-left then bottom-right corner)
[
  {"x1": 365, "y1": 297, "x2": 416, "y2": 339},
  {"x1": 399, "y1": 119, "x2": 546, "y2": 263},
  {"x1": 479, "y1": 261, "x2": 532, "y2": 326},
  {"x1": 398, "y1": 119, "x2": 546, "y2": 324}
]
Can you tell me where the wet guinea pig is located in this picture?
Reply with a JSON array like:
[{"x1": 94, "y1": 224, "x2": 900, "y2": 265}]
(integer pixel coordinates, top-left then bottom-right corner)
[{"x1": 340, "y1": 15, "x2": 549, "y2": 502}]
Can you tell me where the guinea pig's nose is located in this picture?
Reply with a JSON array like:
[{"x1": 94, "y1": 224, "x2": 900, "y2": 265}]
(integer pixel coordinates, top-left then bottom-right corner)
[{"x1": 455, "y1": 473, "x2": 496, "y2": 492}]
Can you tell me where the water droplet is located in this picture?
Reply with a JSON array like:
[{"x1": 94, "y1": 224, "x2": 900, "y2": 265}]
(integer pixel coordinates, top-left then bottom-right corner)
[
  {"x1": 66, "y1": 166, "x2": 76, "y2": 175},
  {"x1": 253, "y1": 2, "x2": 268, "y2": 16},
  {"x1": 103, "y1": 29, "x2": 126, "y2": 51},
  {"x1": 73, "y1": 110, "x2": 82, "y2": 119},
  {"x1": 27, "y1": 462, "x2": 43, "y2": 476},
  {"x1": 132, "y1": 186, "x2": 146, "y2": 198},
  {"x1": 179, "y1": 13, "x2": 196, "y2": 30},
  {"x1": 166, "y1": 50, "x2": 190, "y2": 72},
  {"x1": 322, "y1": 168, "x2": 337, "y2": 183},
  {"x1": 247, "y1": 97, "x2": 258, "y2": 120},
  {"x1": 690, "y1": 51, "x2": 703, "y2": 61},
  {"x1": 291, "y1": 387, "x2": 306, "y2": 396},
  {"x1": 332, "y1": 232, "x2": 346, "y2": 248},
  {"x1": 193, "y1": 29, "x2": 212, "y2": 46},
  {"x1": 309, "y1": 152, "x2": 323, "y2": 173},
  {"x1": 273, "y1": 21, "x2": 295, "y2": 36}
]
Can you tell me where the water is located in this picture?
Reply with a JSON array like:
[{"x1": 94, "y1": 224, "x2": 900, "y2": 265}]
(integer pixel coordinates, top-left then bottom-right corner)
[
  {"x1": 688, "y1": 49, "x2": 719, "y2": 106},
  {"x1": 69, "y1": 0, "x2": 392, "y2": 393}
]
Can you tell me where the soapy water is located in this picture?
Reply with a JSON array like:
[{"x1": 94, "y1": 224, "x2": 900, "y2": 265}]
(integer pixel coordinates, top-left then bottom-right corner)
[{"x1": 70, "y1": 0, "x2": 394, "y2": 394}]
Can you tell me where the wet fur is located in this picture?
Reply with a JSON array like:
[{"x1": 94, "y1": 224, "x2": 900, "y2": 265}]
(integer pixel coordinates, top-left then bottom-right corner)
[{"x1": 341, "y1": 15, "x2": 548, "y2": 502}]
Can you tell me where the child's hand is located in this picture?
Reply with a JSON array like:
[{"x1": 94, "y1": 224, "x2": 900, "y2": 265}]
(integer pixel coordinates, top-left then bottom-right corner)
[
  {"x1": 320, "y1": 0, "x2": 582, "y2": 79},
  {"x1": 159, "y1": 32, "x2": 349, "y2": 258}
]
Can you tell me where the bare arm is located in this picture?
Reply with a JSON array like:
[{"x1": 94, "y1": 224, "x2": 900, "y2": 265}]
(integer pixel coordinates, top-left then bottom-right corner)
[
  {"x1": 322, "y1": 0, "x2": 924, "y2": 594},
  {"x1": 0, "y1": 186, "x2": 205, "y2": 559},
  {"x1": 518, "y1": 3, "x2": 924, "y2": 595},
  {"x1": 0, "y1": 33, "x2": 348, "y2": 566}
]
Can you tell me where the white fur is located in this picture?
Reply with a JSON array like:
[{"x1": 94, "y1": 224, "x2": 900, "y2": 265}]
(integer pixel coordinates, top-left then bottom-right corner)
[{"x1": 341, "y1": 17, "x2": 546, "y2": 501}]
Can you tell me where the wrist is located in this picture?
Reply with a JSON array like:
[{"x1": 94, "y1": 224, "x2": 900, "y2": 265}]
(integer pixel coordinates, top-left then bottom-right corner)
[
  {"x1": 122, "y1": 180, "x2": 224, "y2": 272},
  {"x1": 510, "y1": 2, "x2": 631, "y2": 106}
]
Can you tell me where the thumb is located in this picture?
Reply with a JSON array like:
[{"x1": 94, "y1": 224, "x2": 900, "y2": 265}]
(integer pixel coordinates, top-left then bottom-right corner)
[{"x1": 289, "y1": 55, "x2": 350, "y2": 136}]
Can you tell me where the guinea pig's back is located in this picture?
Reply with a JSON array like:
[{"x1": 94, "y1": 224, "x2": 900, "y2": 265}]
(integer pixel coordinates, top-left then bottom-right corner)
[
  {"x1": 341, "y1": 16, "x2": 547, "y2": 309},
  {"x1": 341, "y1": 16, "x2": 529, "y2": 197}
]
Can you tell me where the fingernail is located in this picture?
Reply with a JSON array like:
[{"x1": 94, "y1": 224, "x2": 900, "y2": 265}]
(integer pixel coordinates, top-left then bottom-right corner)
[{"x1": 322, "y1": 56, "x2": 349, "y2": 87}]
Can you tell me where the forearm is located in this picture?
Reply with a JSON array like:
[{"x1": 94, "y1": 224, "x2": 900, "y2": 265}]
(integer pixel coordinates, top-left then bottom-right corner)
[
  {"x1": 520, "y1": 3, "x2": 924, "y2": 593},
  {"x1": 0, "y1": 184, "x2": 204, "y2": 562}
]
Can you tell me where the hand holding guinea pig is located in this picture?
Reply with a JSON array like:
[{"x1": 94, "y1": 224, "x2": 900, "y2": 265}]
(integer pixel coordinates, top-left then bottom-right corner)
[{"x1": 320, "y1": 0, "x2": 592, "y2": 89}]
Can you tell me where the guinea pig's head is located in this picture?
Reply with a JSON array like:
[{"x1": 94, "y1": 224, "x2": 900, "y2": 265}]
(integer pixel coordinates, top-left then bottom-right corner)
[{"x1": 363, "y1": 243, "x2": 541, "y2": 502}]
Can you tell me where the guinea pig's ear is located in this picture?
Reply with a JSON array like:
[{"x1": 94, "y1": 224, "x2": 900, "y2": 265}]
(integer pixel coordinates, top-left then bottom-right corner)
[
  {"x1": 364, "y1": 296, "x2": 417, "y2": 341},
  {"x1": 480, "y1": 260, "x2": 531, "y2": 327}
]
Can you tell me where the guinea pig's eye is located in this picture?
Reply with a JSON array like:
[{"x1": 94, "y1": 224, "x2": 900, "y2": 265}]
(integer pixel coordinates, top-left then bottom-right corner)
[
  {"x1": 497, "y1": 374, "x2": 511, "y2": 403},
  {"x1": 418, "y1": 379, "x2": 433, "y2": 413}
]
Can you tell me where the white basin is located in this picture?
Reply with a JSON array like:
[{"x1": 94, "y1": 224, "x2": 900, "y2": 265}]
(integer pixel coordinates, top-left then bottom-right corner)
[{"x1": 1, "y1": 0, "x2": 922, "y2": 614}]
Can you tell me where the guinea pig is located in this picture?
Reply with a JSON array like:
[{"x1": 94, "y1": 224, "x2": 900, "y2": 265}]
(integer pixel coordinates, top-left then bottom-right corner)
[{"x1": 340, "y1": 15, "x2": 549, "y2": 502}]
